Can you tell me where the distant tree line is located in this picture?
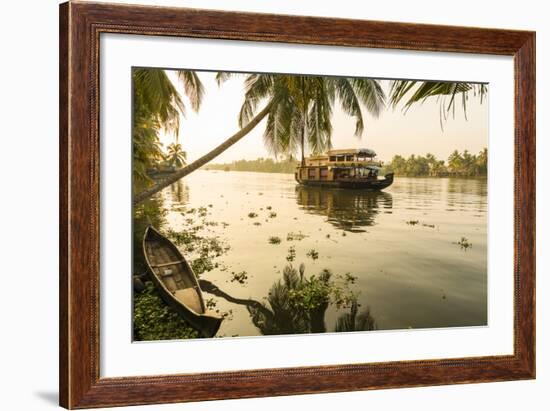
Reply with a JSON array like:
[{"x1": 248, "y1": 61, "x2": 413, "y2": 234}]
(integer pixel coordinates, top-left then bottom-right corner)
[
  {"x1": 385, "y1": 148, "x2": 487, "y2": 177},
  {"x1": 204, "y1": 148, "x2": 487, "y2": 177},
  {"x1": 205, "y1": 157, "x2": 297, "y2": 174}
]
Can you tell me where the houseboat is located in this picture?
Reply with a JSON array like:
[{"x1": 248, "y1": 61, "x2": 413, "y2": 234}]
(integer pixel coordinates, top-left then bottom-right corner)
[{"x1": 295, "y1": 148, "x2": 394, "y2": 190}]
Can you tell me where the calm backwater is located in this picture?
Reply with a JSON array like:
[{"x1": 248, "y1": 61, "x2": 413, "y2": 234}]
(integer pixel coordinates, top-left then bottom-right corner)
[{"x1": 156, "y1": 170, "x2": 487, "y2": 337}]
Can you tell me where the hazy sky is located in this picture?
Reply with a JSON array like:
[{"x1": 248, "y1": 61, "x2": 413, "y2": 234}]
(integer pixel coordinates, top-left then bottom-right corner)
[{"x1": 159, "y1": 70, "x2": 488, "y2": 163}]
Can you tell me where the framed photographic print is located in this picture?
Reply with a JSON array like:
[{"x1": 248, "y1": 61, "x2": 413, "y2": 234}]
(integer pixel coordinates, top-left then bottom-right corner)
[{"x1": 59, "y1": 1, "x2": 535, "y2": 409}]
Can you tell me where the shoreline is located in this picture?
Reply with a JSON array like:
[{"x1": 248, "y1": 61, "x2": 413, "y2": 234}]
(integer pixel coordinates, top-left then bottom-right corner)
[{"x1": 200, "y1": 169, "x2": 488, "y2": 179}]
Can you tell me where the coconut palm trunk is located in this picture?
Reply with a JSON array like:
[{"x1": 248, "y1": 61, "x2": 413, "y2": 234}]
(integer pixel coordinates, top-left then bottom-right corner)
[
  {"x1": 300, "y1": 127, "x2": 305, "y2": 166},
  {"x1": 133, "y1": 102, "x2": 273, "y2": 205},
  {"x1": 300, "y1": 80, "x2": 307, "y2": 166}
]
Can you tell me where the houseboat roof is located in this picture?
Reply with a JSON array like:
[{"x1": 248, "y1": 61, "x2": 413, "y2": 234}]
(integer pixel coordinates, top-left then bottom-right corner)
[
  {"x1": 327, "y1": 148, "x2": 377, "y2": 157},
  {"x1": 330, "y1": 165, "x2": 382, "y2": 171},
  {"x1": 307, "y1": 154, "x2": 329, "y2": 160}
]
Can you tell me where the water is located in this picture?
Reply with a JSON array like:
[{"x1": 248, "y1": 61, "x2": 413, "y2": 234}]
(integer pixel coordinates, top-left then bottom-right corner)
[{"x1": 155, "y1": 170, "x2": 487, "y2": 337}]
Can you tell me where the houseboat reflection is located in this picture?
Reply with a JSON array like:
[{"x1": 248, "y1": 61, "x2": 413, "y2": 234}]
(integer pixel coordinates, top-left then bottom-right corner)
[{"x1": 296, "y1": 185, "x2": 393, "y2": 232}]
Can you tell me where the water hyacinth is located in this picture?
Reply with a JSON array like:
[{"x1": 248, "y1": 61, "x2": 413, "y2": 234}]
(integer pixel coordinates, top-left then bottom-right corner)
[{"x1": 134, "y1": 282, "x2": 200, "y2": 341}]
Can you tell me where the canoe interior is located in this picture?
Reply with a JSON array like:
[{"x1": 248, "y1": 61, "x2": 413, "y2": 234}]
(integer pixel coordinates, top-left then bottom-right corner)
[{"x1": 144, "y1": 229, "x2": 205, "y2": 314}]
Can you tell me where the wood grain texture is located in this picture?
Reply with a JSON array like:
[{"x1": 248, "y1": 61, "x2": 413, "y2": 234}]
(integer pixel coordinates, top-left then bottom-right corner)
[
  {"x1": 59, "y1": 2, "x2": 69, "y2": 407},
  {"x1": 59, "y1": 1, "x2": 536, "y2": 409}
]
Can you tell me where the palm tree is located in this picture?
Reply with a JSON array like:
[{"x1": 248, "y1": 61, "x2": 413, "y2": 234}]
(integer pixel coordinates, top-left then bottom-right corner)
[
  {"x1": 431, "y1": 159, "x2": 447, "y2": 176},
  {"x1": 166, "y1": 143, "x2": 187, "y2": 169},
  {"x1": 476, "y1": 148, "x2": 488, "y2": 175},
  {"x1": 134, "y1": 73, "x2": 385, "y2": 204},
  {"x1": 447, "y1": 150, "x2": 464, "y2": 175},
  {"x1": 387, "y1": 154, "x2": 406, "y2": 175},
  {"x1": 425, "y1": 153, "x2": 437, "y2": 176},
  {"x1": 132, "y1": 68, "x2": 203, "y2": 190},
  {"x1": 239, "y1": 74, "x2": 385, "y2": 165},
  {"x1": 461, "y1": 150, "x2": 475, "y2": 176}
]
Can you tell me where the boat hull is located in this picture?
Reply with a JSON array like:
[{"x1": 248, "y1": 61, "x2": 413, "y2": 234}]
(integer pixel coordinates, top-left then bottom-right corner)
[{"x1": 296, "y1": 173, "x2": 394, "y2": 190}]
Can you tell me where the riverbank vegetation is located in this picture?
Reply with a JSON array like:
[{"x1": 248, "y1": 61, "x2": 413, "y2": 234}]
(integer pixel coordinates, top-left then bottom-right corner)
[
  {"x1": 204, "y1": 148, "x2": 487, "y2": 177},
  {"x1": 132, "y1": 68, "x2": 203, "y2": 192},
  {"x1": 134, "y1": 281, "x2": 200, "y2": 341},
  {"x1": 384, "y1": 148, "x2": 487, "y2": 177}
]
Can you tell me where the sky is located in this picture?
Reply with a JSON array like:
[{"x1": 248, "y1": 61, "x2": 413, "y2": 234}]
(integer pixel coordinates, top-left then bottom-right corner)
[{"x1": 158, "y1": 70, "x2": 488, "y2": 164}]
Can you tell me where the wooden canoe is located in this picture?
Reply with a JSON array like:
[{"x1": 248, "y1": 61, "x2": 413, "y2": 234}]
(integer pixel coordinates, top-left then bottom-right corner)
[{"x1": 142, "y1": 226, "x2": 223, "y2": 338}]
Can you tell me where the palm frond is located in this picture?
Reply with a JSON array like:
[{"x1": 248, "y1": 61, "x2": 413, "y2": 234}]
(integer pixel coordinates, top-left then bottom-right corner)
[
  {"x1": 389, "y1": 80, "x2": 485, "y2": 119},
  {"x1": 349, "y1": 78, "x2": 386, "y2": 117},
  {"x1": 331, "y1": 77, "x2": 365, "y2": 136},
  {"x1": 307, "y1": 81, "x2": 333, "y2": 154},
  {"x1": 263, "y1": 90, "x2": 297, "y2": 156},
  {"x1": 238, "y1": 74, "x2": 275, "y2": 127},
  {"x1": 215, "y1": 71, "x2": 237, "y2": 86},
  {"x1": 133, "y1": 68, "x2": 184, "y2": 135},
  {"x1": 177, "y1": 70, "x2": 205, "y2": 111}
]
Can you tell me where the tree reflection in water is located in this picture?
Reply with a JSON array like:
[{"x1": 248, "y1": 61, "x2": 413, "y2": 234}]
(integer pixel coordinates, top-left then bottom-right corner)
[
  {"x1": 168, "y1": 178, "x2": 190, "y2": 204},
  {"x1": 335, "y1": 301, "x2": 377, "y2": 332},
  {"x1": 202, "y1": 263, "x2": 377, "y2": 336},
  {"x1": 249, "y1": 264, "x2": 330, "y2": 334},
  {"x1": 295, "y1": 186, "x2": 393, "y2": 232}
]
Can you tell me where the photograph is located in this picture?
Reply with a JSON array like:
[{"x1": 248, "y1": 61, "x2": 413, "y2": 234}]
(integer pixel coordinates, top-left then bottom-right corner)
[{"x1": 132, "y1": 68, "x2": 489, "y2": 340}]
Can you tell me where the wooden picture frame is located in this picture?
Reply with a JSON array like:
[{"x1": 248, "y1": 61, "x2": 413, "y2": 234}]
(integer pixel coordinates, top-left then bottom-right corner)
[{"x1": 59, "y1": 1, "x2": 535, "y2": 408}]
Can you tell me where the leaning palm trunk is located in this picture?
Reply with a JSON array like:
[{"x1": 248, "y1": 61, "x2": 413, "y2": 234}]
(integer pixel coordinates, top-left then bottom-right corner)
[
  {"x1": 300, "y1": 127, "x2": 305, "y2": 166},
  {"x1": 133, "y1": 102, "x2": 273, "y2": 205}
]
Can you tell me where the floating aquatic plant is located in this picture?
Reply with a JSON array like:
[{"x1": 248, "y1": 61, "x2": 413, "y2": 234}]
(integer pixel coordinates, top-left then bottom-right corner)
[
  {"x1": 287, "y1": 231, "x2": 307, "y2": 241},
  {"x1": 455, "y1": 237, "x2": 472, "y2": 250},
  {"x1": 343, "y1": 272, "x2": 358, "y2": 284},
  {"x1": 230, "y1": 270, "x2": 249, "y2": 284},
  {"x1": 306, "y1": 249, "x2": 319, "y2": 260},
  {"x1": 268, "y1": 236, "x2": 282, "y2": 244},
  {"x1": 286, "y1": 246, "x2": 296, "y2": 262}
]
